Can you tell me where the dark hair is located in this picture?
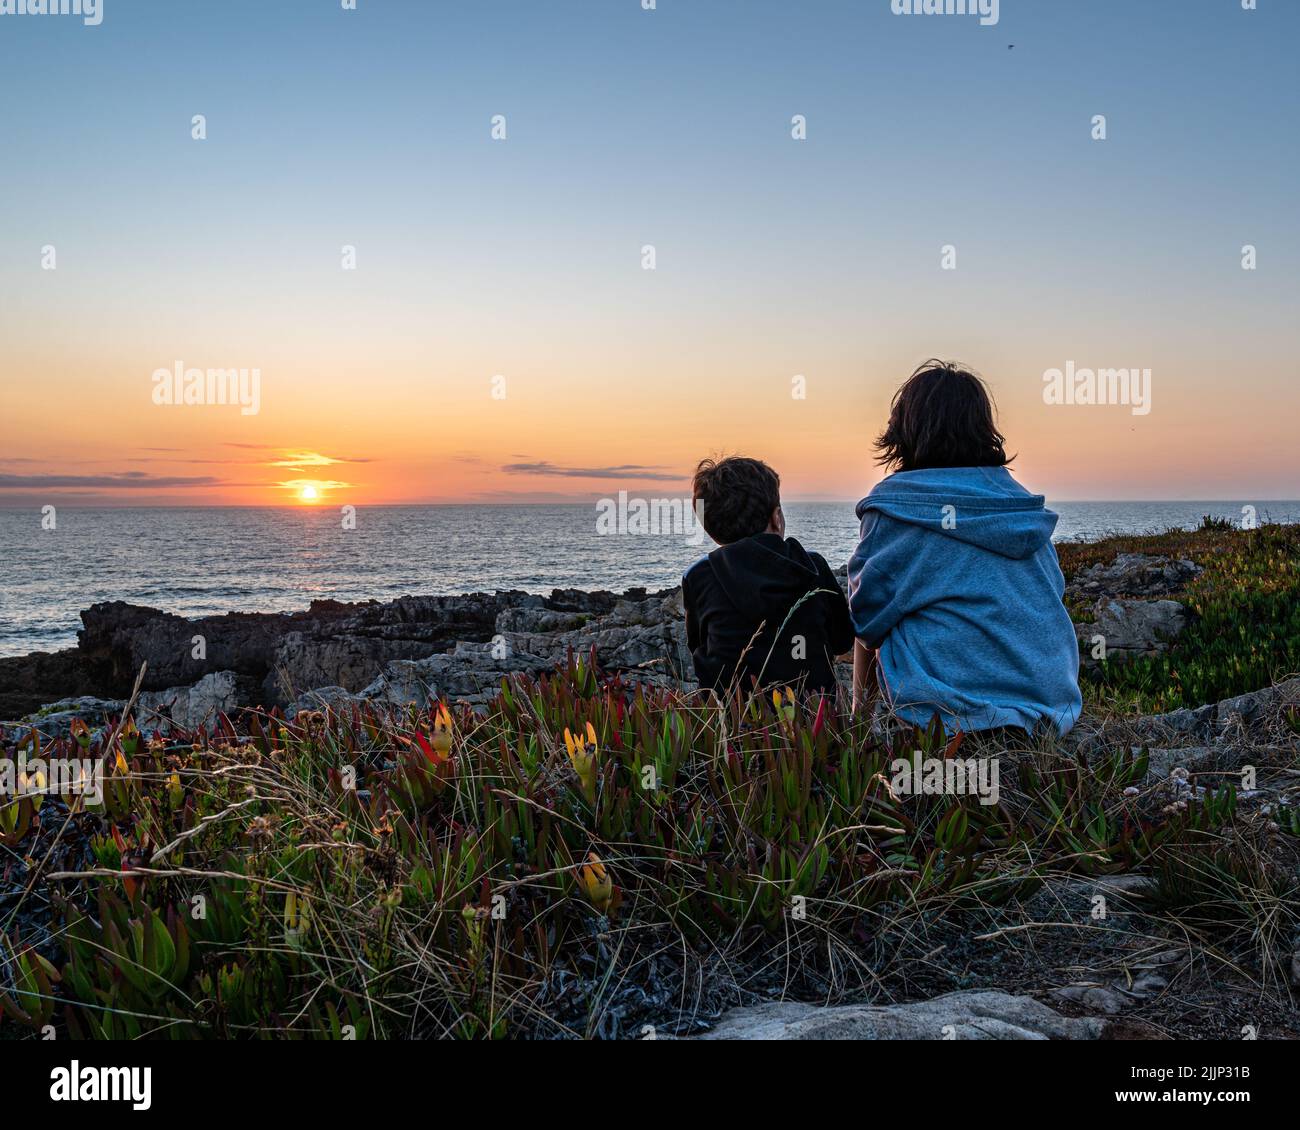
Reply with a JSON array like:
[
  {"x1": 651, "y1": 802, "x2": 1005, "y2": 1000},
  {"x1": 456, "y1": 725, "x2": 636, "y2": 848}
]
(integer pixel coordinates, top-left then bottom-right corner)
[
  {"x1": 874, "y1": 360, "x2": 1012, "y2": 472},
  {"x1": 692, "y1": 456, "x2": 781, "y2": 545}
]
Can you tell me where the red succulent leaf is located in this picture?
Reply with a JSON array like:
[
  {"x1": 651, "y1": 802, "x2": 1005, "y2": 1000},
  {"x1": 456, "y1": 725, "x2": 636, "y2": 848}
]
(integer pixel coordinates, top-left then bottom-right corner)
[
  {"x1": 412, "y1": 732, "x2": 436, "y2": 762},
  {"x1": 811, "y1": 695, "x2": 828, "y2": 739},
  {"x1": 408, "y1": 731, "x2": 449, "y2": 766}
]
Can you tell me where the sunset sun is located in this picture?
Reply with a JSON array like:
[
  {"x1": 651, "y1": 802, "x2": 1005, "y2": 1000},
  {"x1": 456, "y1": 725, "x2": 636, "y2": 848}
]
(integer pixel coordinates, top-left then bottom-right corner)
[{"x1": 298, "y1": 484, "x2": 320, "y2": 503}]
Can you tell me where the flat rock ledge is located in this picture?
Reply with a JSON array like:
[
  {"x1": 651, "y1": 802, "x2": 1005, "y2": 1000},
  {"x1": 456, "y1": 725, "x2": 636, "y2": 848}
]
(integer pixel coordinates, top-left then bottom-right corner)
[{"x1": 695, "y1": 990, "x2": 1108, "y2": 1040}]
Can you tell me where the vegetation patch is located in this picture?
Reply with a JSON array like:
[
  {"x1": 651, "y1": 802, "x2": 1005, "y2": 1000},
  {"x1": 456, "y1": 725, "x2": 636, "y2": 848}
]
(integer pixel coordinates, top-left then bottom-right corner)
[
  {"x1": 4, "y1": 656, "x2": 1281, "y2": 1040},
  {"x1": 1062, "y1": 523, "x2": 1300, "y2": 712}
]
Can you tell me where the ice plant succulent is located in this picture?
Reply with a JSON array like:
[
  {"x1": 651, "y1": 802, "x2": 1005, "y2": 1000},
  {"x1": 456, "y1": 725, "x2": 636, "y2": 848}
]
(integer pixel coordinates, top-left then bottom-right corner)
[
  {"x1": 17, "y1": 768, "x2": 45, "y2": 812},
  {"x1": 119, "y1": 716, "x2": 141, "y2": 759},
  {"x1": 0, "y1": 641, "x2": 1250, "y2": 1041},
  {"x1": 396, "y1": 702, "x2": 457, "y2": 809},
  {"x1": 772, "y1": 686, "x2": 797, "y2": 723},
  {"x1": 579, "y1": 851, "x2": 614, "y2": 912},
  {"x1": 284, "y1": 891, "x2": 312, "y2": 952},
  {"x1": 0, "y1": 945, "x2": 61, "y2": 1029},
  {"x1": 109, "y1": 824, "x2": 148, "y2": 902},
  {"x1": 69, "y1": 716, "x2": 93, "y2": 750},
  {"x1": 564, "y1": 722, "x2": 599, "y2": 805},
  {"x1": 413, "y1": 703, "x2": 454, "y2": 764},
  {"x1": 0, "y1": 795, "x2": 34, "y2": 847}
]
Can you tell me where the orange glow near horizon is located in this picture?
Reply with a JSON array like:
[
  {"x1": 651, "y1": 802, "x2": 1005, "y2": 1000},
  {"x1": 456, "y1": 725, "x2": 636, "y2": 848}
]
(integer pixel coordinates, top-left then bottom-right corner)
[{"x1": 1, "y1": 349, "x2": 1298, "y2": 507}]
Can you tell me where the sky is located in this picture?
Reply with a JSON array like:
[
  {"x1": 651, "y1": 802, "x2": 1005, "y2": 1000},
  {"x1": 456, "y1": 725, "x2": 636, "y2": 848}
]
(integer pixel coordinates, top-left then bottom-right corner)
[{"x1": 0, "y1": 0, "x2": 1297, "y2": 507}]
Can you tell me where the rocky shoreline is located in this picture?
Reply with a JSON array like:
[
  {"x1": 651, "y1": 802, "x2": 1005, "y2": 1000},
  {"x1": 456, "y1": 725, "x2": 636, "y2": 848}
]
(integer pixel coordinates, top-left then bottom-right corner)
[
  {"x1": 1, "y1": 550, "x2": 1204, "y2": 741},
  {"x1": 0, "y1": 584, "x2": 691, "y2": 738}
]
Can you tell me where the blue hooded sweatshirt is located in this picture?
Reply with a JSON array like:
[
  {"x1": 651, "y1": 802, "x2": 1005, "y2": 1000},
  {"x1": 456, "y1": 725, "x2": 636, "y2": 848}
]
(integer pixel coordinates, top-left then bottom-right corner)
[{"x1": 847, "y1": 466, "x2": 1082, "y2": 735}]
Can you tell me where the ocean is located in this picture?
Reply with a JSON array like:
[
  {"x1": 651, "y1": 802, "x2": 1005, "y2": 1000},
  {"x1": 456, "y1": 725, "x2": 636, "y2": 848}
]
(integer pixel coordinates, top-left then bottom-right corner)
[{"x1": 1, "y1": 501, "x2": 1297, "y2": 659}]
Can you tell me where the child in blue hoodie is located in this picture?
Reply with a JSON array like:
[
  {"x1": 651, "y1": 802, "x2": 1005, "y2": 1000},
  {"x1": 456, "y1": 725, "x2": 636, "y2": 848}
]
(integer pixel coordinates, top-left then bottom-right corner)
[{"x1": 848, "y1": 361, "x2": 1082, "y2": 736}]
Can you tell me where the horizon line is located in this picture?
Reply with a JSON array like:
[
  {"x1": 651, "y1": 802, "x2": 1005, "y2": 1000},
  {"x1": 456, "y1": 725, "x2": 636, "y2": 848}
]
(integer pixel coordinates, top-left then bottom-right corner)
[{"x1": 2, "y1": 499, "x2": 1298, "y2": 511}]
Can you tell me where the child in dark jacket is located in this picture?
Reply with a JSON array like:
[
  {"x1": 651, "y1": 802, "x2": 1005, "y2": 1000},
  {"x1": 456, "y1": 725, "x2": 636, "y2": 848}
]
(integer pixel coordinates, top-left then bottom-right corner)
[{"x1": 683, "y1": 457, "x2": 854, "y2": 696}]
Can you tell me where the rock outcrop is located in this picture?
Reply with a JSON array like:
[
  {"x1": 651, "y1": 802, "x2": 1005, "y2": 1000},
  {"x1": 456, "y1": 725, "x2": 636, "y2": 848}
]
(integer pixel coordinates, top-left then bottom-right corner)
[
  {"x1": 1, "y1": 696, "x2": 127, "y2": 743},
  {"x1": 1066, "y1": 553, "x2": 1200, "y2": 600},
  {"x1": 1067, "y1": 553, "x2": 1198, "y2": 667},
  {"x1": 0, "y1": 585, "x2": 688, "y2": 724},
  {"x1": 1126, "y1": 676, "x2": 1300, "y2": 747},
  {"x1": 0, "y1": 649, "x2": 105, "y2": 726},
  {"x1": 1076, "y1": 597, "x2": 1189, "y2": 661},
  {"x1": 696, "y1": 990, "x2": 1109, "y2": 1040},
  {"x1": 352, "y1": 643, "x2": 558, "y2": 710},
  {"x1": 136, "y1": 671, "x2": 250, "y2": 733},
  {"x1": 497, "y1": 591, "x2": 689, "y2": 673},
  {"x1": 72, "y1": 593, "x2": 520, "y2": 703}
]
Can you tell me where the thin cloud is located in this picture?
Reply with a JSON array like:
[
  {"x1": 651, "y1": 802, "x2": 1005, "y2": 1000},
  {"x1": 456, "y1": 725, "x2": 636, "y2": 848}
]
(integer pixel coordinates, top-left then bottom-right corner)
[
  {"x1": 473, "y1": 489, "x2": 609, "y2": 503},
  {"x1": 501, "y1": 461, "x2": 683, "y2": 481},
  {"x1": 127, "y1": 456, "x2": 251, "y2": 464},
  {"x1": 276, "y1": 478, "x2": 353, "y2": 492},
  {"x1": 264, "y1": 450, "x2": 374, "y2": 469},
  {"x1": 0, "y1": 473, "x2": 224, "y2": 489},
  {"x1": 120, "y1": 448, "x2": 374, "y2": 468}
]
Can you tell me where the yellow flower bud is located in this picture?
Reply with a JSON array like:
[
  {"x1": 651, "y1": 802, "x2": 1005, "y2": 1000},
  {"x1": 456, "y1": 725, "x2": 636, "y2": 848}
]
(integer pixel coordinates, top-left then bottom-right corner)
[
  {"x1": 564, "y1": 723, "x2": 599, "y2": 803},
  {"x1": 579, "y1": 852, "x2": 613, "y2": 912}
]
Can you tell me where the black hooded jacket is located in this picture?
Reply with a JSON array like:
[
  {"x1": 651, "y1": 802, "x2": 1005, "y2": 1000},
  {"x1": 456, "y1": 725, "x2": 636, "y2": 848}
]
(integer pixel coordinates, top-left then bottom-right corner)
[{"x1": 682, "y1": 534, "x2": 854, "y2": 695}]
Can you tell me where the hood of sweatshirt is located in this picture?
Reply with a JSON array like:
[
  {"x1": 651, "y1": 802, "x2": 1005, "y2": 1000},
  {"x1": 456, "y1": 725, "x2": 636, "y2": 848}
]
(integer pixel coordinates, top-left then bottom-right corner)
[
  {"x1": 855, "y1": 466, "x2": 1058, "y2": 560},
  {"x1": 707, "y1": 533, "x2": 824, "y2": 614}
]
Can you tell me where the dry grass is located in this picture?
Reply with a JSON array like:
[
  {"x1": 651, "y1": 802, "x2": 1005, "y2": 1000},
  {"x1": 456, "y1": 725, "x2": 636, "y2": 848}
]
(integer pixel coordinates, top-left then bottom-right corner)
[{"x1": 4, "y1": 658, "x2": 1295, "y2": 1039}]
